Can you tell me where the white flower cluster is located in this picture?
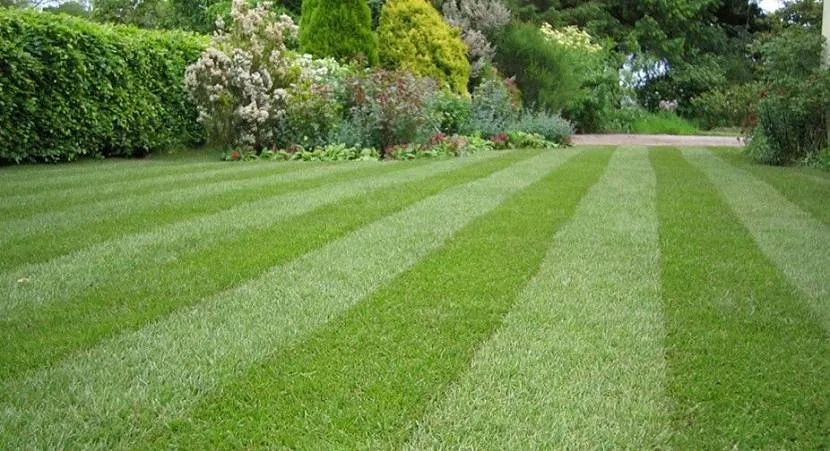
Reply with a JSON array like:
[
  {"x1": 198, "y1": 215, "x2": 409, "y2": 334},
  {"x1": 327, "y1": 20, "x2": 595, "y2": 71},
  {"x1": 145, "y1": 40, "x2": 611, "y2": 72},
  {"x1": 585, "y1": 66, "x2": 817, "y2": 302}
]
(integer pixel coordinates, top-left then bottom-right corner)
[
  {"x1": 184, "y1": 0, "x2": 301, "y2": 150},
  {"x1": 442, "y1": 0, "x2": 510, "y2": 78},
  {"x1": 659, "y1": 99, "x2": 679, "y2": 112},
  {"x1": 541, "y1": 23, "x2": 602, "y2": 54}
]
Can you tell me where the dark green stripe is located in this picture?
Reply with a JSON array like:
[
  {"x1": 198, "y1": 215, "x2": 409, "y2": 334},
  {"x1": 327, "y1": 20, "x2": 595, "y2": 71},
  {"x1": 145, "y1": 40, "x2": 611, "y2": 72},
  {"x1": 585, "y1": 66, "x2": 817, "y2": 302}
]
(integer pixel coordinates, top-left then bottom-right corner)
[
  {"x1": 651, "y1": 148, "x2": 830, "y2": 448},
  {"x1": 0, "y1": 161, "x2": 417, "y2": 272},
  {"x1": 0, "y1": 160, "x2": 231, "y2": 196},
  {"x1": 712, "y1": 148, "x2": 830, "y2": 225},
  {"x1": 0, "y1": 151, "x2": 536, "y2": 381},
  {"x1": 152, "y1": 149, "x2": 613, "y2": 449},
  {"x1": 0, "y1": 162, "x2": 315, "y2": 218}
]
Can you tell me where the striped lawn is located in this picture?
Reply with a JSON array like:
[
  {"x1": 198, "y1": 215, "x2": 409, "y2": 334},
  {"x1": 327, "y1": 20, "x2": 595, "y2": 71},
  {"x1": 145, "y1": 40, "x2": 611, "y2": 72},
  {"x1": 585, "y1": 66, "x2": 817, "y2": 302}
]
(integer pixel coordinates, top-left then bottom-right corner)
[
  {"x1": 0, "y1": 147, "x2": 827, "y2": 448},
  {"x1": 408, "y1": 147, "x2": 670, "y2": 449},
  {"x1": 685, "y1": 148, "x2": 830, "y2": 333},
  {"x1": 0, "y1": 155, "x2": 490, "y2": 318},
  {"x1": 0, "y1": 160, "x2": 321, "y2": 217},
  {"x1": 0, "y1": 149, "x2": 581, "y2": 449},
  {"x1": 152, "y1": 148, "x2": 613, "y2": 449},
  {"x1": 0, "y1": 151, "x2": 533, "y2": 380},
  {"x1": 712, "y1": 147, "x2": 830, "y2": 225},
  {"x1": 0, "y1": 160, "x2": 385, "y2": 270},
  {"x1": 652, "y1": 148, "x2": 829, "y2": 448}
]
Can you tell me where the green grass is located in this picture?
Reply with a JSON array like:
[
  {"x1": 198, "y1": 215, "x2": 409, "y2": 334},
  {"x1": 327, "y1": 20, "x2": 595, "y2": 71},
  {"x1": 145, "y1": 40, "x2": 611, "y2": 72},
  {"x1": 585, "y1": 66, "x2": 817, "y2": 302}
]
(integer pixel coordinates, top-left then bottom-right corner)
[
  {"x1": 409, "y1": 147, "x2": 670, "y2": 449},
  {"x1": 631, "y1": 111, "x2": 700, "y2": 135},
  {"x1": 651, "y1": 148, "x2": 829, "y2": 448},
  {"x1": 712, "y1": 147, "x2": 830, "y2": 225},
  {"x1": 153, "y1": 149, "x2": 612, "y2": 449},
  {"x1": 0, "y1": 147, "x2": 827, "y2": 448}
]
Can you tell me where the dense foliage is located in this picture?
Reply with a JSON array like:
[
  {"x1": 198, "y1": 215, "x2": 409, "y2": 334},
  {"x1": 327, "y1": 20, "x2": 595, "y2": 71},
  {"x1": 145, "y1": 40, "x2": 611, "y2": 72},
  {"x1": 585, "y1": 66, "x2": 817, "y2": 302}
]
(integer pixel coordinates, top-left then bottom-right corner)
[
  {"x1": 377, "y1": 0, "x2": 470, "y2": 95},
  {"x1": 442, "y1": 0, "x2": 510, "y2": 78},
  {"x1": 299, "y1": 0, "x2": 378, "y2": 64},
  {"x1": 745, "y1": 26, "x2": 830, "y2": 166},
  {"x1": 0, "y1": 9, "x2": 206, "y2": 163},
  {"x1": 494, "y1": 22, "x2": 579, "y2": 111}
]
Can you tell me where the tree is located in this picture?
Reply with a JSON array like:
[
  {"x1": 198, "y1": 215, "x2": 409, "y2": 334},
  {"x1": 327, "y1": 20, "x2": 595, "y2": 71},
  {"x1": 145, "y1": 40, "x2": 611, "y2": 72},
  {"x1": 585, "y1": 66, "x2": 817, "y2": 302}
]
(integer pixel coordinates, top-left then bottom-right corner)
[
  {"x1": 91, "y1": 0, "x2": 167, "y2": 28},
  {"x1": 44, "y1": 1, "x2": 90, "y2": 17},
  {"x1": 299, "y1": 0, "x2": 377, "y2": 64}
]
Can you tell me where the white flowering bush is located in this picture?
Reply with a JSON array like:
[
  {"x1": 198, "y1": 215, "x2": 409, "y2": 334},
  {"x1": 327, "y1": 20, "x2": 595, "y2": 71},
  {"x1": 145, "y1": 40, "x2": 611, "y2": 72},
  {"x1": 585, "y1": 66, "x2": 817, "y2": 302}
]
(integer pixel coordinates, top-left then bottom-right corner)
[
  {"x1": 541, "y1": 23, "x2": 602, "y2": 54},
  {"x1": 284, "y1": 54, "x2": 351, "y2": 147},
  {"x1": 184, "y1": 0, "x2": 299, "y2": 150},
  {"x1": 442, "y1": 0, "x2": 509, "y2": 78}
]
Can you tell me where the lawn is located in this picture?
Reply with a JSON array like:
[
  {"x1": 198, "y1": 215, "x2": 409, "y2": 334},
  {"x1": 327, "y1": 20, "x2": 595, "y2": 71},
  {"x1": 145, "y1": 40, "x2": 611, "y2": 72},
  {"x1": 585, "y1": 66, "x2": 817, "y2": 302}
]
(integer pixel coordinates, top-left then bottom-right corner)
[{"x1": 0, "y1": 147, "x2": 828, "y2": 448}]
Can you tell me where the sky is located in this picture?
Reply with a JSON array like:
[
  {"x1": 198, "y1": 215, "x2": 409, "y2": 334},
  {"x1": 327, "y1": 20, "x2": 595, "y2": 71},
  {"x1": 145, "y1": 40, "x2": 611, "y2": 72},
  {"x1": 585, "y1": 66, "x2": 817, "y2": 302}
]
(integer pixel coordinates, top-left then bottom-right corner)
[{"x1": 759, "y1": 0, "x2": 784, "y2": 12}]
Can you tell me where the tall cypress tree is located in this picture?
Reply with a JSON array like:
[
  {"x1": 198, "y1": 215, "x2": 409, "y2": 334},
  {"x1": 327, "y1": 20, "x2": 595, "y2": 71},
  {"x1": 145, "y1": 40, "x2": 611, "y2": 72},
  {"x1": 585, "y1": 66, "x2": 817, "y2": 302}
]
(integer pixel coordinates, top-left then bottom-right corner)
[{"x1": 299, "y1": 0, "x2": 378, "y2": 65}]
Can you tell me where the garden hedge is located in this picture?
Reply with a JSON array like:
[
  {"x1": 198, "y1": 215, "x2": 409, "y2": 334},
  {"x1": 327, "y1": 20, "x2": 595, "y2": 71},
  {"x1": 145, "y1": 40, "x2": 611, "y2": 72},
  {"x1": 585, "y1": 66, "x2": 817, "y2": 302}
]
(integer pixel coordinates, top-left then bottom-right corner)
[{"x1": 0, "y1": 10, "x2": 207, "y2": 163}]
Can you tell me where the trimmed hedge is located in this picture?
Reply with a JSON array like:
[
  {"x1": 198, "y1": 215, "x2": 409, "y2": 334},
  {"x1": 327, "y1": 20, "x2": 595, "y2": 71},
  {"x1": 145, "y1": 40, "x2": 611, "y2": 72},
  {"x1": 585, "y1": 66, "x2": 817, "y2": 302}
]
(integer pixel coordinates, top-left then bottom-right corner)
[{"x1": 0, "y1": 10, "x2": 207, "y2": 163}]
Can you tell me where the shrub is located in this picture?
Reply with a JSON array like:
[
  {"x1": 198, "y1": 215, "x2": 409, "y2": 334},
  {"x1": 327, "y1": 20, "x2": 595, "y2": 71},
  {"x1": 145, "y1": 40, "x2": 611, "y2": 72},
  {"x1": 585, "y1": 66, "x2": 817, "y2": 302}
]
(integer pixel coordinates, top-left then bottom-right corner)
[
  {"x1": 494, "y1": 22, "x2": 579, "y2": 112},
  {"x1": 690, "y1": 83, "x2": 763, "y2": 130},
  {"x1": 427, "y1": 90, "x2": 471, "y2": 135},
  {"x1": 0, "y1": 9, "x2": 206, "y2": 163},
  {"x1": 510, "y1": 110, "x2": 573, "y2": 144},
  {"x1": 377, "y1": 0, "x2": 470, "y2": 95},
  {"x1": 185, "y1": 0, "x2": 300, "y2": 151},
  {"x1": 744, "y1": 26, "x2": 830, "y2": 165},
  {"x1": 630, "y1": 111, "x2": 699, "y2": 135},
  {"x1": 462, "y1": 76, "x2": 518, "y2": 137},
  {"x1": 442, "y1": 0, "x2": 510, "y2": 78},
  {"x1": 299, "y1": 0, "x2": 378, "y2": 64},
  {"x1": 284, "y1": 55, "x2": 351, "y2": 148},
  {"x1": 339, "y1": 69, "x2": 438, "y2": 151},
  {"x1": 747, "y1": 92, "x2": 828, "y2": 165}
]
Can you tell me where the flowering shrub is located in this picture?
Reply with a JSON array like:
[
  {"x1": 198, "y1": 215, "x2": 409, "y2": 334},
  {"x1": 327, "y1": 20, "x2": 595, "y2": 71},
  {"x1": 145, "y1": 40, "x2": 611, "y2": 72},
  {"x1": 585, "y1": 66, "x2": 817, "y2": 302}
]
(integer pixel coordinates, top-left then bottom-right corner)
[
  {"x1": 658, "y1": 99, "x2": 679, "y2": 113},
  {"x1": 185, "y1": 0, "x2": 299, "y2": 151},
  {"x1": 340, "y1": 69, "x2": 438, "y2": 151},
  {"x1": 284, "y1": 54, "x2": 351, "y2": 148},
  {"x1": 541, "y1": 23, "x2": 602, "y2": 54},
  {"x1": 442, "y1": 0, "x2": 510, "y2": 78}
]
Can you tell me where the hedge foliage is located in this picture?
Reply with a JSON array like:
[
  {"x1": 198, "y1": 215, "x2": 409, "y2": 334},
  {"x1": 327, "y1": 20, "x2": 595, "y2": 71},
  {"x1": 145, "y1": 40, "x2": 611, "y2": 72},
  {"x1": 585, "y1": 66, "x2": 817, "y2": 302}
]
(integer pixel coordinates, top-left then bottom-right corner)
[
  {"x1": 0, "y1": 10, "x2": 207, "y2": 163},
  {"x1": 377, "y1": 0, "x2": 470, "y2": 95},
  {"x1": 299, "y1": 0, "x2": 378, "y2": 64}
]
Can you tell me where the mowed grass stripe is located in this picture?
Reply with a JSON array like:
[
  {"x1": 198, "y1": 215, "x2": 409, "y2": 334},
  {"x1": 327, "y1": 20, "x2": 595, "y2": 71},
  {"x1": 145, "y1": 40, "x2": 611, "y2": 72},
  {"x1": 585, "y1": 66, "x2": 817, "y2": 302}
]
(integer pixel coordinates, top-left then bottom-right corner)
[
  {"x1": 712, "y1": 148, "x2": 830, "y2": 225},
  {"x1": 0, "y1": 154, "x2": 494, "y2": 315},
  {"x1": 652, "y1": 148, "x2": 830, "y2": 448},
  {"x1": 0, "y1": 149, "x2": 578, "y2": 449},
  {"x1": 0, "y1": 151, "x2": 535, "y2": 381},
  {"x1": 0, "y1": 160, "x2": 318, "y2": 217},
  {"x1": 408, "y1": 147, "x2": 670, "y2": 449},
  {"x1": 155, "y1": 149, "x2": 613, "y2": 449},
  {"x1": 0, "y1": 159, "x2": 230, "y2": 196},
  {"x1": 685, "y1": 148, "x2": 830, "y2": 332},
  {"x1": 0, "y1": 160, "x2": 385, "y2": 270}
]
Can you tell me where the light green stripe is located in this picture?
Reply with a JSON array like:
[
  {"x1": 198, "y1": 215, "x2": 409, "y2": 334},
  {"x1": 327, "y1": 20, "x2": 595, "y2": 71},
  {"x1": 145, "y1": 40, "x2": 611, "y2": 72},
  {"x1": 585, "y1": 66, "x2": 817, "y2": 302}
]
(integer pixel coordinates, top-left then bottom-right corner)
[
  {"x1": 683, "y1": 148, "x2": 830, "y2": 333},
  {"x1": 0, "y1": 160, "x2": 225, "y2": 194},
  {"x1": 0, "y1": 161, "x2": 363, "y2": 240},
  {"x1": 0, "y1": 155, "x2": 497, "y2": 315},
  {"x1": 0, "y1": 161, "x2": 307, "y2": 214},
  {"x1": 0, "y1": 150, "x2": 580, "y2": 449},
  {"x1": 408, "y1": 147, "x2": 671, "y2": 449}
]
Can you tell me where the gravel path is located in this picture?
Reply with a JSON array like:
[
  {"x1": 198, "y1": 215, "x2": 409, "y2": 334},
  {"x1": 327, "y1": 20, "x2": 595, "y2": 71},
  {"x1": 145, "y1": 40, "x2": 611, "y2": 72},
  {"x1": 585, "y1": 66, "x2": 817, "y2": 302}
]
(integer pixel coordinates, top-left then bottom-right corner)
[{"x1": 573, "y1": 134, "x2": 744, "y2": 147}]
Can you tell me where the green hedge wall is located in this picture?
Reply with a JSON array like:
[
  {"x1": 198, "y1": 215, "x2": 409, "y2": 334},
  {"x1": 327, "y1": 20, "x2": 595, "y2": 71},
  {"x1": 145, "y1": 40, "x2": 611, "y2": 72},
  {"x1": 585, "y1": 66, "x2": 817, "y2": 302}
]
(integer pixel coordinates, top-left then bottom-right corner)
[{"x1": 0, "y1": 10, "x2": 208, "y2": 163}]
